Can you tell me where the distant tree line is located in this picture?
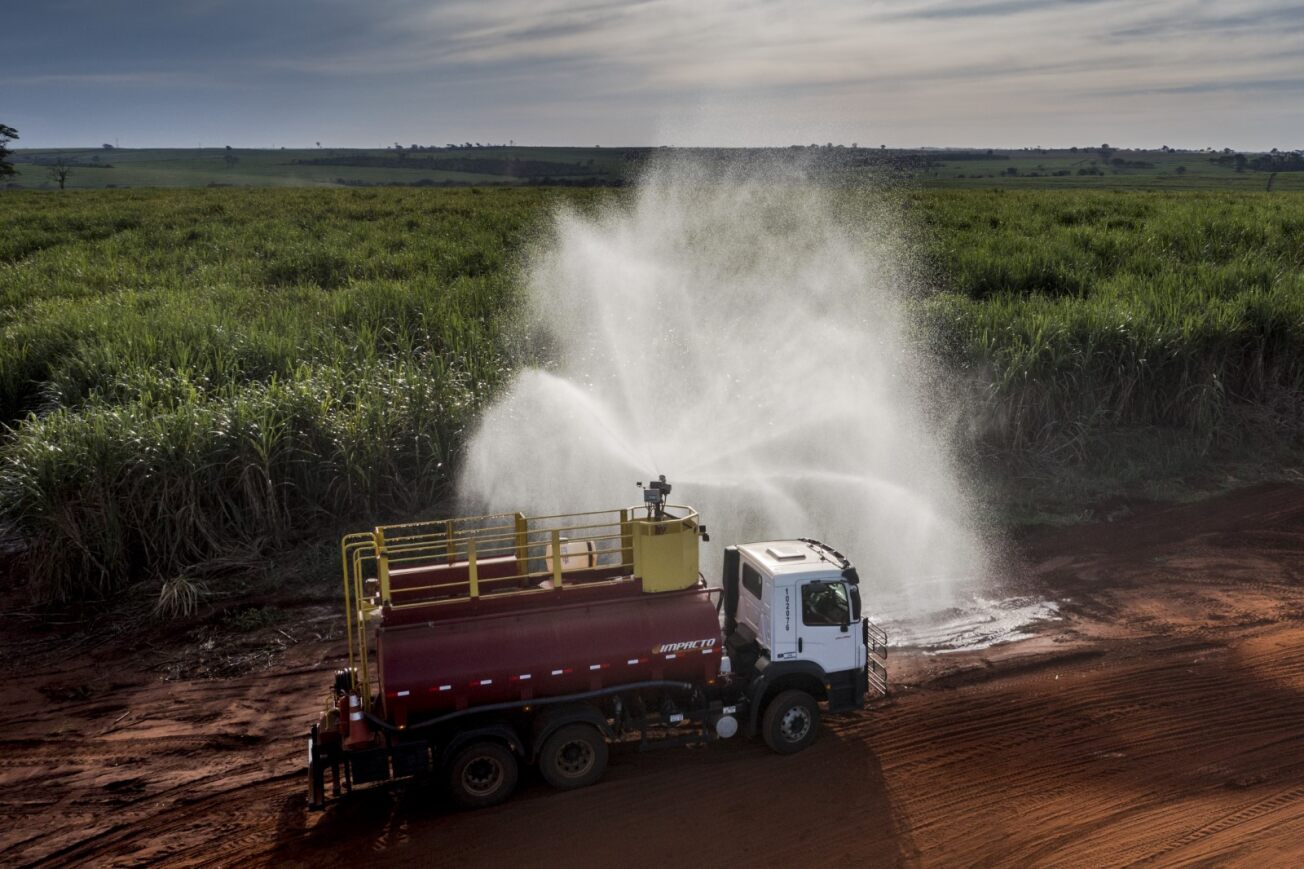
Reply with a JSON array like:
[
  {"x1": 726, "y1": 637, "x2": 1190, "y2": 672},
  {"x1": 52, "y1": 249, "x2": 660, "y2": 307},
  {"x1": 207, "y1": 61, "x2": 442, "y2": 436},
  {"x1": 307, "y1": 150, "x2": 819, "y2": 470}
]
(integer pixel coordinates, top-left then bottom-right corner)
[
  {"x1": 333, "y1": 176, "x2": 624, "y2": 189},
  {"x1": 1210, "y1": 151, "x2": 1304, "y2": 172},
  {"x1": 18, "y1": 152, "x2": 113, "y2": 168},
  {"x1": 929, "y1": 152, "x2": 1011, "y2": 161},
  {"x1": 295, "y1": 154, "x2": 605, "y2": 177},
  {"x1": 389, "y1": 142, "x2": 519, "y2": 151}
]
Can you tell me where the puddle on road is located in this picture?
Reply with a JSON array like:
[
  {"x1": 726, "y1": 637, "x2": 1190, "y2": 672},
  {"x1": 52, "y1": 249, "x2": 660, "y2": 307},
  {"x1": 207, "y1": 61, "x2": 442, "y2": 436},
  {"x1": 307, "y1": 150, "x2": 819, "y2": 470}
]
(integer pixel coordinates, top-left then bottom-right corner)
[{"x1": 875, "y1": 593, "x2": 1061, "y2": 653}]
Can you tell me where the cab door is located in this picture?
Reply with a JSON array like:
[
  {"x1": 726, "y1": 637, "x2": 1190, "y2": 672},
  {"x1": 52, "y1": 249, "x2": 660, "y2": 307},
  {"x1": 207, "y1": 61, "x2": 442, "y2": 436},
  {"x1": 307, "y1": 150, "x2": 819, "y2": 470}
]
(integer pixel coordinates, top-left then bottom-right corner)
[
  {"x1": 736, "y1": 557, "x2": 801, "y2": 660},
  {"x1": 797, "y1": 579, "x2": 859, "y2": 677}
]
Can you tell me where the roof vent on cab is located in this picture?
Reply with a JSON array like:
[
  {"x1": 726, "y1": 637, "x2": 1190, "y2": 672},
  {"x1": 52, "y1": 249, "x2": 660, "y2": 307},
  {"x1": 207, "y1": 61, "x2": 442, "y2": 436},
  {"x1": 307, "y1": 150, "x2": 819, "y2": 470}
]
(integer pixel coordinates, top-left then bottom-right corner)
[{"x1": 765, "y1": 544, "x2": 808, "y2": 562}]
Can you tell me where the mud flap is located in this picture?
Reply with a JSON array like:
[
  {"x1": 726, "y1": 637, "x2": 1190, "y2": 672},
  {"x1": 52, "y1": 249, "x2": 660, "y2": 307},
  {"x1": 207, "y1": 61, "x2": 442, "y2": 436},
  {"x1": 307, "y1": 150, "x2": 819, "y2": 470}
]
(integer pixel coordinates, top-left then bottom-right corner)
[{"x1": 308, "y1": 723, "x2": 326, "y2": 811}]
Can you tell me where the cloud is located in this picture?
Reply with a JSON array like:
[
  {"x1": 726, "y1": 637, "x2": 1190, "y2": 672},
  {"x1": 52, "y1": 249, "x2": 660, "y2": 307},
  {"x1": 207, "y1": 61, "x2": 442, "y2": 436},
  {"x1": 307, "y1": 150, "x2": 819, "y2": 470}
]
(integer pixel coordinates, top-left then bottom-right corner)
[
  {"x1": 1102, "y1": 76, "x2": 1304, "y2": 97},
  {"x1": 890, "y1": 0, "x2": 1111, "y2": 21},
  {"x1": 10, "y1": 73, "x2": 204, "y2": 87},
  {"x1": 4, "y1": 0, "x2": 1301, "y2": 148},
  {"x1": 277, "y1": 0, "x2": 1301, "y2": 99},
  {"x1": 1109, "y1": 3, "x2": 1304, "y2": 39}
]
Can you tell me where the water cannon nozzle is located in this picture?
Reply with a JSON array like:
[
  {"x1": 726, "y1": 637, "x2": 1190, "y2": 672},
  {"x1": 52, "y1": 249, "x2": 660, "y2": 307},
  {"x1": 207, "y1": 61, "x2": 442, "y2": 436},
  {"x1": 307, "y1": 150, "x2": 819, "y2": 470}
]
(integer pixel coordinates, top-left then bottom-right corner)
[{"x1": 640, "y1": 475, "x2": 672, "y2": 519}]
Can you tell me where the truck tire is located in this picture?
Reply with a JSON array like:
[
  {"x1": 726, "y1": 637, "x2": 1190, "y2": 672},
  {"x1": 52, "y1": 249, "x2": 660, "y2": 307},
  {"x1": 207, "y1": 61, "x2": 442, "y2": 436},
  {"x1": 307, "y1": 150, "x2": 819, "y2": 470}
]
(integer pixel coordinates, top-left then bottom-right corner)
[
  {"x1": 538, "y1": 723, "x2": 609, "y2": 790},
  {"x1": 762, "y1": 689, "x2": 820, "y2": 754},
  {"x1": 448, "y1": 741, "x2": 518, "y2": 809}
]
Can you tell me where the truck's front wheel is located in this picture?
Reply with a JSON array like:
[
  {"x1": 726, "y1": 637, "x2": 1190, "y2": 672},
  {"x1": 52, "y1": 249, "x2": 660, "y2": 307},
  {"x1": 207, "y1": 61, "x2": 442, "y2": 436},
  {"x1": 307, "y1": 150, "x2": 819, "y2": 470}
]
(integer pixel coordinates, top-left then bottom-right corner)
[
  {"x1": 762, "y1": 689, "x2": 820, "y2": 754},
  {"x1": 448, "y1": 741, "x2": 519, "y2": 809},
  {"x1": 538, "y1": 723, "x2": 609, "y2": 790}
]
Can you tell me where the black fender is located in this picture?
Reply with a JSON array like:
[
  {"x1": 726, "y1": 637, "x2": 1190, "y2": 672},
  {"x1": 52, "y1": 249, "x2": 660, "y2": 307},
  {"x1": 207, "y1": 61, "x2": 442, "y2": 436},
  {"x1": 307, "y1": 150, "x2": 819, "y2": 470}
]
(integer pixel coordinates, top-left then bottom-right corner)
[
  {"x1": 530, "y1": 704, "x2": 615, "y2": 760},
  {"x1": 439, "y1": 723, "x2": 526, "y2": 768},
  {"x1": 744, "y1": 660, "x2": 829, "y2": 737},
  {"x1": 721, "y1": 546, "x2": 740, "y2": 635}
]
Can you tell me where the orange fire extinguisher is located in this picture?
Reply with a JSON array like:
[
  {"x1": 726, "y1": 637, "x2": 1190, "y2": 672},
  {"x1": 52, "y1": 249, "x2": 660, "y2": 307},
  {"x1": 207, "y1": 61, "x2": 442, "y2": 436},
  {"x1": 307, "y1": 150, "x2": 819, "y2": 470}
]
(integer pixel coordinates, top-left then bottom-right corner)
[{"x1": 343, "y1": 693, "x2": 371, "y2": 749}]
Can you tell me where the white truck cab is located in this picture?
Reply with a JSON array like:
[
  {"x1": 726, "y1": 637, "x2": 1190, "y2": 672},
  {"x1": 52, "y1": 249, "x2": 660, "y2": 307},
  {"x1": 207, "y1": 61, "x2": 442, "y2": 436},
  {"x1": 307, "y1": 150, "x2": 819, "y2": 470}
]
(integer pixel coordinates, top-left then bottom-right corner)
[
  {"x1": 721, "y1": 538, "x2": 887, "y2": 728},
  {"x1": 734, "y1": 540, "x2": 864, "y2": 675}
]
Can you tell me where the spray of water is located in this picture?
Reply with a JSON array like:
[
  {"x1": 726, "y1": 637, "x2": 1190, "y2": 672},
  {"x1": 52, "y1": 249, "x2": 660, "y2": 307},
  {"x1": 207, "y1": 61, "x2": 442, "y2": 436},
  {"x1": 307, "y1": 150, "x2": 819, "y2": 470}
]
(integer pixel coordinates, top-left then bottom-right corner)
[{"x1": 459, "y1": 158, "x2": 987, "y2": 618}]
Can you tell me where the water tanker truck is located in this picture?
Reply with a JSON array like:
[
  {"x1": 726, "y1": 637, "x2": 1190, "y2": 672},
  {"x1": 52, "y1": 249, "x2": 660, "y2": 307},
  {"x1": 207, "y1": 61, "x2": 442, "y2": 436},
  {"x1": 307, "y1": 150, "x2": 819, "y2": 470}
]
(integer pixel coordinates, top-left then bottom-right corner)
[{"x1": 307, "y1": 478, "x2": 888, "y2": 809}]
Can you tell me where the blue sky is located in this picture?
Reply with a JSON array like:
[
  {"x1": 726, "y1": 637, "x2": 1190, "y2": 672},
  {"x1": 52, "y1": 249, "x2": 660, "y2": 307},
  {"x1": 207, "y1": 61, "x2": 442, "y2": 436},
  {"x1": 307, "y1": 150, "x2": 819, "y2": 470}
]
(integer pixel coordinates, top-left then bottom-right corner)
[{"x1": 4, "y1": 0, "x2": 1301, "y2": 149}]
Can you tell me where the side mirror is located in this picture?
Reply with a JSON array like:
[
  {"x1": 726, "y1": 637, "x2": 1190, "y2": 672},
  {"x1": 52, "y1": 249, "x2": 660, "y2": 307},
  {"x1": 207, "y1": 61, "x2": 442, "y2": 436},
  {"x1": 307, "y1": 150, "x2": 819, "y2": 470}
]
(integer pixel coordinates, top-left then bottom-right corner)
[{"x1": 840, "y1": 621, "x2": 849, "y2": 633}]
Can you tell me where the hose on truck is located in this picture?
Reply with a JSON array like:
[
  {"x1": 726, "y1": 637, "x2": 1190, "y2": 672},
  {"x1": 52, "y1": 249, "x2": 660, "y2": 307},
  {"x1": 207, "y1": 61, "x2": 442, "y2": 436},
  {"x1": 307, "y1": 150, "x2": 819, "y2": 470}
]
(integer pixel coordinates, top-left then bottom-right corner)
[{"x1": 362, "y1": 680, "x2": 698, "y2": 735}]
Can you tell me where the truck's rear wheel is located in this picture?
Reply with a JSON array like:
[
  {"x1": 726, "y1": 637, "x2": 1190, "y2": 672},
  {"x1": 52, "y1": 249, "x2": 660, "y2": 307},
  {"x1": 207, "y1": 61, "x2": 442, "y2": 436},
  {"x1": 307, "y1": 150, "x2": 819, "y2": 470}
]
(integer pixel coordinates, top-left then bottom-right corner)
[
  {"x1": 448, "y1": 741, "x2": 518, "y2": 809},
  {"x1": 762, "y1": 689, "x2": 820, "y2": 754},
  {"x1": 538, "y1": 723, "x2": 609, "y2": 790}
]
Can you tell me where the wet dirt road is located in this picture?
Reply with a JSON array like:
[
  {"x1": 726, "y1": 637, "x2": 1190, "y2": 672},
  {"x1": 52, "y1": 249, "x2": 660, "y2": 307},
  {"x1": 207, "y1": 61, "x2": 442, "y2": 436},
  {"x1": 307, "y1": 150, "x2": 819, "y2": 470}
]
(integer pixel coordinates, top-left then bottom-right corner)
[{"x1": 3, "y1": 483, "x2": 1303, "y2": 867}]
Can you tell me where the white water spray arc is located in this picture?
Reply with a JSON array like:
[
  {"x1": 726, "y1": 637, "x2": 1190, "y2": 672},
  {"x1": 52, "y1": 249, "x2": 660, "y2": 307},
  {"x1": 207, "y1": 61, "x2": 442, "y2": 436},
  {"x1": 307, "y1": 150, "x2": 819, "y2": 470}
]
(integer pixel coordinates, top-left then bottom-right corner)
[{"x1": 460, "y1": 159, "x2": 986, "y2": 617}]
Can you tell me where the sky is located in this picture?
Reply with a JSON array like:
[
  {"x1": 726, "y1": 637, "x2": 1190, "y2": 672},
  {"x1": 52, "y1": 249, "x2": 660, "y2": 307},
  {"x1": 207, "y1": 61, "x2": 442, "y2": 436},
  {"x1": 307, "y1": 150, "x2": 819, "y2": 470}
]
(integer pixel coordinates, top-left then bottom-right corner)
[{"x1": 4, "y1": 0, "x2": 1302, "y2": 150}]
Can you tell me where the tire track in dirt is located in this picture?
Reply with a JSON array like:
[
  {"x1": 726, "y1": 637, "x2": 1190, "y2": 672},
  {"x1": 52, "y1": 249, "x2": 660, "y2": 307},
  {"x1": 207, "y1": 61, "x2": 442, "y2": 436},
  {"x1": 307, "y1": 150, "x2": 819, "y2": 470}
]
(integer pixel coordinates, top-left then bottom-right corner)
[
  {"x1": 29, "y1": 770, "x2": 303, "y2": 868},
  {"x1": 1127, "y1": 786, "x2": 1304, "y2": 866}
]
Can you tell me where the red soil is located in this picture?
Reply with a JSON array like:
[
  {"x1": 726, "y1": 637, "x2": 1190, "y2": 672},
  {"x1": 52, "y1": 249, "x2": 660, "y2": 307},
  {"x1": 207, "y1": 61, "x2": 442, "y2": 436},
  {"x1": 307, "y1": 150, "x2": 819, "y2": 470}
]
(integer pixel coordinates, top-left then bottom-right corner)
[{"x1": 3, "y1": 482, "x2": 1303, "y2": 867}]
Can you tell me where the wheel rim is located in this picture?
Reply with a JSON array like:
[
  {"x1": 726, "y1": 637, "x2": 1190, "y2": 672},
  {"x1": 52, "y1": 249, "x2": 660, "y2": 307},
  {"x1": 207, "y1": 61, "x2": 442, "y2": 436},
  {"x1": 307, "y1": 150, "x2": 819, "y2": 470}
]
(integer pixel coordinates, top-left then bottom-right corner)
[
  {"x1": 780, "y1": 706, "x2": 812, "y2": 743},
  {"x1": 555, "y1": 739, "x2": 596, "y2": 778},
  {"x1": 462, "y1": 755, "x2": 505, "y2": 797}
]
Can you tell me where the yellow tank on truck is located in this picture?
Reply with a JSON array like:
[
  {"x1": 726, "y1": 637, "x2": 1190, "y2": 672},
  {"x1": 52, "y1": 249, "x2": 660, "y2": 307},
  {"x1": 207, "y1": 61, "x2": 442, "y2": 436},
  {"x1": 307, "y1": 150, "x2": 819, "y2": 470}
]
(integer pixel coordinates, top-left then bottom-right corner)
[{"x1": 630, "y1": 507, "x2": 701, "y2": 592}]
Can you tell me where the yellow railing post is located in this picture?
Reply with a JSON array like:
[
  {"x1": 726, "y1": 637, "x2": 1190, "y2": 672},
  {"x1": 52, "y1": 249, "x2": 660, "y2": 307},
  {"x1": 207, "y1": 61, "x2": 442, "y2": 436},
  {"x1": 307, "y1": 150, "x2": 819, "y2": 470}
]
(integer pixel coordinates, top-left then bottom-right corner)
[
  {"x1": 467, "y1": 538, "x2": 479, "y2": 598},
  {"x1": 551, "y1": 529, "x2": 563, "y2": 589},
  {"x1": 340, "y1": 537, "x2": 356, "y2": 683},
  {"x1": 352, "y1": 547, "x2": 371, "y2": 700},
  {"x1": 375, "y1": 526, "x2": 391, "y2": 606},
  {"x1": 514, "y1": 513, "x2": 528, "y2": 573},
  {"x1": 620, "y1": 509, "x2": 632, "y2": 568}
]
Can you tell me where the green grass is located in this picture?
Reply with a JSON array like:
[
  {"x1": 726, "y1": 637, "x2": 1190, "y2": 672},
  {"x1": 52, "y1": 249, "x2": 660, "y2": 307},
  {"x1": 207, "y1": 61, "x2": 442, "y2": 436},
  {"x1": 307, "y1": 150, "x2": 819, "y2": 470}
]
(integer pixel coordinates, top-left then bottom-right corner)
[
  {"x1": 911, "y1": 189, "x2": 1304, "y2": 449},
  {"x1": 0, "y1": 185, "x2": 1300, "y2": 606},
  {"x1": 0, "y1": 187, "x2": 563, "y2": 603}
]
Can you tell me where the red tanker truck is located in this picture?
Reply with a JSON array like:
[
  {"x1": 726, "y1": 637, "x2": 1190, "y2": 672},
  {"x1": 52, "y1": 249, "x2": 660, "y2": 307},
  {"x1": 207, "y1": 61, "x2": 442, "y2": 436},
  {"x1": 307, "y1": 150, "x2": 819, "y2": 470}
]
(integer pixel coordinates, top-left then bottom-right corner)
[{"x1": 307, "y1": 478, "x2": 888, "y2": 809}]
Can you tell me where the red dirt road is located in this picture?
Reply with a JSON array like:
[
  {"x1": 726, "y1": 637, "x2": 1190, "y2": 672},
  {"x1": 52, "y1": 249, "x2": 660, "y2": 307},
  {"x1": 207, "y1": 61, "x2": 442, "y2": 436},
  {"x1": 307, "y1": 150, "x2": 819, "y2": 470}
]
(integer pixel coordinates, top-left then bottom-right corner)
[{"x1": 3, "y1": 483, "x2": 1303, "y2": 867}]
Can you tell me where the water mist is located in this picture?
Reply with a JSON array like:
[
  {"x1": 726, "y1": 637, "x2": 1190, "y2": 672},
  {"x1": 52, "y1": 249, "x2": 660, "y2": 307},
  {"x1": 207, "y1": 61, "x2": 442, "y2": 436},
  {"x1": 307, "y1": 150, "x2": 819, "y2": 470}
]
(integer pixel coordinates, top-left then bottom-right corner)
[{"x1": 459, "y1": 158, "x2": 990, "y2": 626}]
